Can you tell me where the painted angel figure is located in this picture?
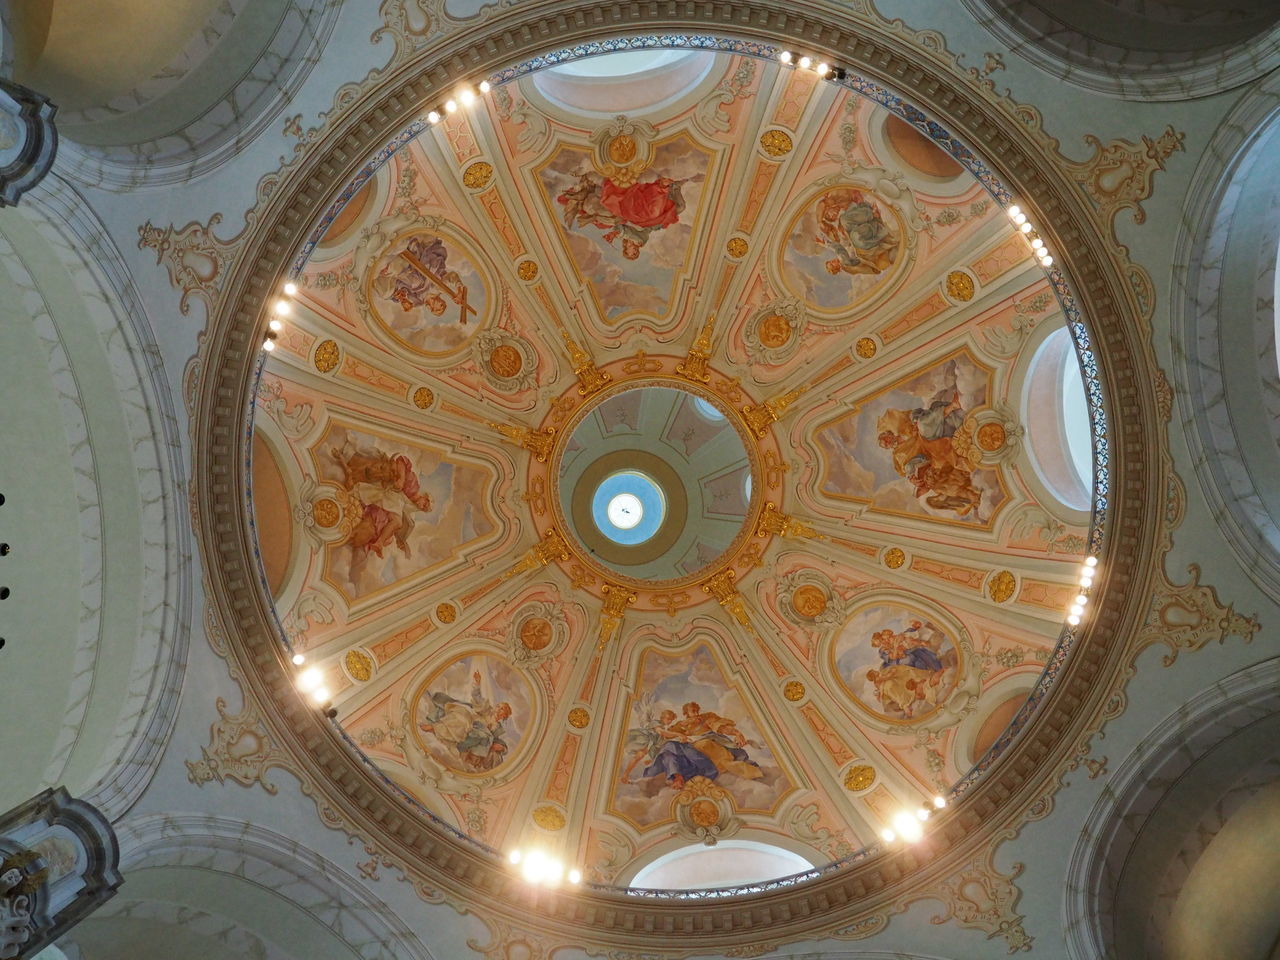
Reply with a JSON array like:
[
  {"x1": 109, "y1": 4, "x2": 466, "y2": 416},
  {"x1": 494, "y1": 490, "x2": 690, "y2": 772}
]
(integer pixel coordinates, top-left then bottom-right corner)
[
  {"x1": 557, "y1": 171, "x2": 701, "y2": 260},
  {"x1": 619, "y1": 694, "x2": 715, "y2": 789},
  {"x1": 330, "y1": 440, "x2": 434, "y2": 565}
]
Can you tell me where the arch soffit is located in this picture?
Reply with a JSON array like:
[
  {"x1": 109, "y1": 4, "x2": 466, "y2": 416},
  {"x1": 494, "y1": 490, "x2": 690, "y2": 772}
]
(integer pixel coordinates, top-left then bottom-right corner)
[
  {"x1": 191, "y1": 2, "x2": 1164, "y2": 949},
  {"x1": 1173, "y1": 70, "x2": 1280, "y2": 605}
]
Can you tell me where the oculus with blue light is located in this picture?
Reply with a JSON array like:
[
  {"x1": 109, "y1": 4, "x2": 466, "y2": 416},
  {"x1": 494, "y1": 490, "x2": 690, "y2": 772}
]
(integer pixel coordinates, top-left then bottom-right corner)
[{"x1": 593, "y1": 471, "x2": 666, "y2": 544}]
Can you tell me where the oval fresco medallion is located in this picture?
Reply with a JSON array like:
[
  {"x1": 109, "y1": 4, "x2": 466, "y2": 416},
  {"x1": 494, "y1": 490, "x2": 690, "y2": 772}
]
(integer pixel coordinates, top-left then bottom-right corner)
[
  {"x1": 831, "y1": 602, "x2": 961, "y2": 724},
  {"x1": 410, "y1": 653, "x2": 534, "y2": 776},
  {"x1": 365, "y1": 227, "x2": 491, "y2": 357},
  {"x1": 779, "y1": 185, "x2": 907, "y2": 318}
]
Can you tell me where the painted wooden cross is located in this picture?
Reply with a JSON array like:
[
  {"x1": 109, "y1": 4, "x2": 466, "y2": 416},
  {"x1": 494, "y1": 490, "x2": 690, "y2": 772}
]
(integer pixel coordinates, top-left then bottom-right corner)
[{"x1": 398, "y1": 249, "x2": 477, "y2": 324}]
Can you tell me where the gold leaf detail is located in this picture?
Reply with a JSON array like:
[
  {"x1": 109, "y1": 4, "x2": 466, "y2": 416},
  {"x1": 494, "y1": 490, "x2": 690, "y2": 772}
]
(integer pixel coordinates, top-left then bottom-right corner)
[
  {"x1": 435, "y1": 602, "x2": 457, "y2": 623},
  {"x1": 883, "y1": 547, "x2": 906, "y2": 569},
  {"x1": 783, "y1": 681, "x2": 806, "y2": 702},
  {"x1": 726, "y1": 237, "x2": 749, "y2": 258},
  {"x1": 412, "y1": 387, "x2": 434, "y2": 409},
  {"x1": 760, "y1": 129, "x2": 793, "y2": 157},
  {"x1": 945, "y1": 270, "x2": 975, "y2": 301},
  {"x1": 567, "y1": 707, "x2": 590, "y2": 729},
  {"x1": 844, "y1": 764, "x2": 876, "y2": 791},
  {"x1": 532, "y1": 806, "x2": 566, "y2": 831},
  {"x1": 314, "y1": 339, "x2": 340, "y2": 373},
  {"x1": 987, "y1": 570, "x2": 1017, "y2": 604},
  {"x1": 312, "y1": 498, "x2": 340, "y2": 528},
  {"x1": 462, "y1": 161, "x2": 494, "y2": 189},
  {"x1": 855, "y1": 337, "x2": 877, "y2": 359},
  {"x1": 516, "y1": 259, "x2": 539, "y2": 281},
  {"x1": 344, "y1": 650, "x2": 373, "y2": 682}
]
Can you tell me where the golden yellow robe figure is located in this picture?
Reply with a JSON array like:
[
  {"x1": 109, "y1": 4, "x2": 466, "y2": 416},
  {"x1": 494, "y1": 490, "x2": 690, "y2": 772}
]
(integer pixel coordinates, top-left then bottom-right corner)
[{"x1": 668, "y1": 702, "x2": 763, "y2": 781}]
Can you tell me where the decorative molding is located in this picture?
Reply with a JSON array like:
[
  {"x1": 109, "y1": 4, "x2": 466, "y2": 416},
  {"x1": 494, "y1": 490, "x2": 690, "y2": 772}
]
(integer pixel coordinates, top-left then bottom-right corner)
[
  {"x1": 186, "y1": 698, "x2": 295, "y2": 795},
  {"x1": 1064, "y1": 126, "x2": 1185, "y2": 242},
  {"x1": 0, "y1": 79, "x2": 57, "y2": 207}
]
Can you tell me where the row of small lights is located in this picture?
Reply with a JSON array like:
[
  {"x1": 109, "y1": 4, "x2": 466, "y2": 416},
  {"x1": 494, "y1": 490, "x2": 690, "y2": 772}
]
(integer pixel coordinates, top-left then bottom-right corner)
[
  {"x1": 261, "y1": 282, "x2": 298, "y2": 352},
  {"x1": 776, "y1": 49, "x2": 846, "y2": 80},
  {"x1": 508, "y1": 848, "x2": 583, "y2": 887},
  {"x1": 425, "y1": 80, "x2": 492, "y2": 126},
  {"x1": 289, "y1": 651, "x2": 339, "y2": 718},
  {"x1": 879, "y1": 794, "x2": 947, "y2": 845},
  {"x1": 1068, "y1": 555, "x2": 1099, "y2": 626},
  {"x1": 1006, "y1": 205, "x2": 1055, "y2": 269}
]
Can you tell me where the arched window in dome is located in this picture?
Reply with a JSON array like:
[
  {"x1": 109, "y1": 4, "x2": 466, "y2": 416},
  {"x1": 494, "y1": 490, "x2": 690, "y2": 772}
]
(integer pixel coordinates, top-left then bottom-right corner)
[
  {"x1": 1023, "y1": 326, "x2": 1092, "y2": 512},
  {"x1": 627, "y1": 840, "x2": 815, "y2": 891},
  {"x1": 529, "y1": 48, "x2": 715, "y2": 114}
]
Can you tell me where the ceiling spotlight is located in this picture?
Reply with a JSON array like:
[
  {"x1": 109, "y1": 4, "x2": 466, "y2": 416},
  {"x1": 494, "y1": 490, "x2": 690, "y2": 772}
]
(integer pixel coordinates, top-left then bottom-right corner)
[
  {"x1": 459, "y1": 88, "x2": 476, "y2": 106},
  {"x1": 1068, "y1": 614, "x2": 1081, "y2": 626},
  {"x1": 568, "y1": 869, "x2": 582, "y2": 884},
  {"x1": 427, "y1": 110, "x2": 441, "y2": 124},
  {"x1": 892, "y1": 810, "x2": 924, "y2": 843},
  {"x1": 445, "y1": 99, "x2": 458, "y2": 113},
  {"x1": 916, "y1": 808, "x2": 930, "y2": 821},
  {"x1": 933, "y1": 795, "x2": 947, "y2": 809},
  {"x1": 262, "y1": 339, "x2": 276, "y2": 352},
  {"x1": 509, "y1": 849, "x2": 522, "y2": 865},
  {"x1": 1013, "y1": 212, "x2": 1027, "y2": 225},
  {"x1": 274, "y1": 299, "x2": 292, "y2": 316},
  {"x1": 269, "y1": 318, "x2": 283, "y2": 332},
  {"x1": 1020, "y1": 221, "x2": 1033, "y2": 233},
  {"x1": 291, "y1": 653, "x2": 305, "y2": 666},
  {"x1": 779, "y1": 51, "x2": 793, "y2": 64},
  {"x1": 1074, "y1": 594, "x2": 1088, "y2": 606},
  {"x1": 798, "y1": 56, "x2": 812, "y2": 69},
  {"x1": 283, "y1": 282, "x2": 298, "y2": 296},
  {"x1": 880, "y1": 828, "x2": 896, "y2": 843},
  {"x1": 1085, "y1": 556, "x2": 1099, "y2": 568},
  {"x1": 1079, "y1": 576, "x2": 1094, "y2": 588},
  {"x1": 1040, "y1": 256, "x2": 1054, "y2": 267},
  {"x1": 479, "y1": 80, "x2": 491, "y2": 94},
  {"x1": 1008, "y1": 205, "x2": 1022, "y2": 218},
  {"x1": 1031, "y1": 238, "x2": 1044, "y2": 250},
  {"x1": 1069, "y1": 604, "x2": 1084, "y2": 617},
  {"x1": 311, "y1": 686, "x2": 330, "y2": 704},
  {"x1": 816, "y1": 62, "x2": 830, "y2": 76},
  {"x1": 297, "y1": 667, "x2": 322, "y2": 692}
]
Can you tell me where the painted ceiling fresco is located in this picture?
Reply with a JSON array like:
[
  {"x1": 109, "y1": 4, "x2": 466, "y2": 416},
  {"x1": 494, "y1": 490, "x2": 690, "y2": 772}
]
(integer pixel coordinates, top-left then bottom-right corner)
[{"x1": 249, "y1": 48, "x2": 1092, "y2": 886}]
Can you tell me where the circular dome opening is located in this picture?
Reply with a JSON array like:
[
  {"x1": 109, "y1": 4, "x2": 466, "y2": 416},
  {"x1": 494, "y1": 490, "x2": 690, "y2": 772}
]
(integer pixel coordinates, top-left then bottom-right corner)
[
  {"x1": 593, "y1": 472, "x2": 665, "y2": 544},
  {"x1": 1023, "y1": 326, "x2": 1093, "y2": 511}
]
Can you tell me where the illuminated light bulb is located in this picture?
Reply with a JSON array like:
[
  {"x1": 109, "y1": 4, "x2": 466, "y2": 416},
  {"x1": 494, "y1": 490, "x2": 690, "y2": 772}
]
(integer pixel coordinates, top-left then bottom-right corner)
[
  {"x1": 1075, "y1": 594, "x2": 1088, "y2": 606},
  {"x1": 1008, "y1": 205, "x2": 1022, "y2": 218},
  {"x1": 291, "y1": 653, "x2": 305, "y2": 666},
  {"x1": 892, "y1": 810, "x2": 924, "y2": 843},
  {"x1": 459, "y1": 88, "x2": 476, "y2": 106},
  {"x1": 933, "y1": 795, "x2": 947, "y2": 809},
  {"x1": 274, "y1": 299, "x2": 292, "y2": 316},
  {"x1": 311, "y1": 686, "x2": 330, "y2": 704},
  {"x1": 1020, "y1": 221, "x2": 1033, "y2": 233},
  {"x1": 427, "y1": 110, "x2": 441, "y2": 124},
  {"x1": 283, "y1": 282, "x2": 298, "y2": 296},
  {"x1": 1080, "y1": 579, "x2": 1094, "y2": 590},
  {"x1": 916, "y1": 808, "x2": 930, "y2": 821},
  {"x1": 297, "y1": 667, "x2": 322, "y2": 692},
  {"x1": 509, "y1": 849, "x2": 522, "y2": 865},
  {"x1": 816, "y1": 62, "x2": 830, "y2": 76},
  {"x1": 269, "y1": 318, "x2": 283, "y2": 332},
  {"x1": 1040, "y1": 255, "x2": 1054, "y2": 267},
  {"x1": 1085, "y1": 556, "x2": 1099, "y2": 568},
  {"x1": 798, "y1": 56, "x2": 812, "y2": 69},
  {"x1": 568, "y1": 869, "x2": 582, "y2": 884},
  {"x1": 479, "y1": 80, "x2": 491, "y2": 94},
  {"x1": 1070, "y1": 604, "x2": 1085, "y2": 617},
  {"x1": 262, "y1": 339, "x2": 276, "y2": 352},
  {"x1": 1068, "y1": 614, "x2": 1081, "y2": 625},
  {"x1": 779, "y1": 50, "x2": 793, "y2": 64},
  {"x1": 445, "y1": 99, "x2": 457, "y2": 113},
  {"x1": 1031, "y1": 238, "x2": 1045, "y2": 250},
  {"x1": 1013, "y1": 212, "x2": 1027, "y2": 225},
  {"x1": 880, "y1": 828, "x2": 896, "y2": 843}
]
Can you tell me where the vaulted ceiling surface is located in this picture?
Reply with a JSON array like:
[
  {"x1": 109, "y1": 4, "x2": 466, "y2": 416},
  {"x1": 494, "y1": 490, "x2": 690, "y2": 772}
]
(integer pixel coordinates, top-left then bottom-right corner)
[{"x1": 247, "y1": 46, "x2": 1098, "y2": 886}]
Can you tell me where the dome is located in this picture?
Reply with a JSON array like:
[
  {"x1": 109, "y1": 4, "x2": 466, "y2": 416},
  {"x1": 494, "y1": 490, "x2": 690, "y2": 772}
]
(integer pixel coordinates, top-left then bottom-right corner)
[{"x1": 246, "y1": 43, "x2": 1099, "y2": 890}]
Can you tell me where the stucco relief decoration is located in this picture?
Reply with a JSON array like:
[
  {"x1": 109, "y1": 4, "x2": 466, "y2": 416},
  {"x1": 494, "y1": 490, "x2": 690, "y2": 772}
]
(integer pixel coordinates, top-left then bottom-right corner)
[
  {"x1": 506, "y1": 600, "x2": 569, "y2": 666},
  {"x1": 1065, "y1": 125, "x2": 1185, "y2": 241},
  {"x1": 137, "y1": 214, "x2": 238, "y2": 316},
  {"x1": 185, "y1": 698, "x2": 294, "y2": 795},
  {"x1": 743, "y1": 298, "x2": 806, "y2": 365}
]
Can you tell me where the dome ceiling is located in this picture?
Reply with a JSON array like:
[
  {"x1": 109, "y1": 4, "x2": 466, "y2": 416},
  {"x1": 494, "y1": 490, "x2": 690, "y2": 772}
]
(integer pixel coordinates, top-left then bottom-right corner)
[{"x1": 249, "y1": 46, "x2": 1095, "y2": 886}]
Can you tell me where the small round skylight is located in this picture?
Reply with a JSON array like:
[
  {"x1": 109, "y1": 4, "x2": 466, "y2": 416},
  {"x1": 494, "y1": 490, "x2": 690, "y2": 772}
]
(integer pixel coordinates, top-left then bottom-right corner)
[
  {"x1": 607, "y1": 493, "x2": 644, "y2": 529},
  {"x1": 592, "y1": 471, "x2": 665, "y2": 545},
  {"x1": 693, "y1": 396, "x2": 726, "y2": 421}
]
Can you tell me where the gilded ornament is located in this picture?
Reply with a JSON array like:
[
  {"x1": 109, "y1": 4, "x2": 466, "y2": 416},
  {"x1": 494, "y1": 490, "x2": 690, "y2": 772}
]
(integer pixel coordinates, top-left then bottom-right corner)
[
  {"x1": 607, "y1": 134, "x2": 637, "y2": 165},
  {"x1": 532, "y1": 806, "x2": 566, "y2": 831},
  {"x1": 976, "y1": 422, "x2": 1007, "y2": 452},
  {"x1": 783, "y1": 680, "x2": 806, "y2": 702},
  {"x1": 567, "y1": 707, "x2": 590, "y2": 729},
  {"x1": 462, "y1": 161, "x2": 494, "y2": 189},
  {"x1": 412, "y1": 386, "x2": 434, "y2": 409},
  {"x1": 488, "y1": 343, "x2": 524, "y2": 379},
  {"x1": 855, "y1": 337, "x2": 877, "y2": 359},
  {"x1": 843, "y1": 764, "x2": 876, "y2": 792},
  {"x1": 758, "y1": 313, "x2": 793, "y2": 349},
  {"x1": 344, "y1": 650, "x2": 373, "y2": 682},
  {"x1": 791, "y1": 584, "x2": 829, "y2": 619},
  {"x1": 689, "y1": 799, "x2": 720, "y2": 828},
  {"x1": 726, "y1": 236, "x2": 749, "y2": 259},
  {"x1": 516, "y1": 259, "x2": 539, "y2": 281},
  {"x1": 312, "y1": 498, "x2": 340, "y2": 528},
  {"x1": 313, "y1": 339, "x2": 340, "y2": 373},
  {"x1": 945, "y1": 270, "x2": 975, "y2": 302},
  {"x1": 760, "y1": 129, "x2": 794, "y2": 157},
  {"x1": 435, "y1": 602, "x2": 458, "y2": 623},
  {"x1": 883, "y1": 547, "x2": 906, "y2": 569},
  {"x1": 518, "y1": 616, "x2": 553, "y2": 651},
  {"x1": 987, "y1": 570, "x2": 1016, "y2": 604}
]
